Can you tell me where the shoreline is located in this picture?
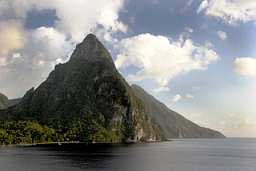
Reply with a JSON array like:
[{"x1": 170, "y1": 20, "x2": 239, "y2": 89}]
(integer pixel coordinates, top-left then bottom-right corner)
[{"x1": 0, "y1": 139, "x2": 168, "y2": 147}]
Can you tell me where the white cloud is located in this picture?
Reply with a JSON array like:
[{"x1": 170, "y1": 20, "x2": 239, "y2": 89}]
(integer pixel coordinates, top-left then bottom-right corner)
[
  {"x1": 185, "y1": 94, "x2": 194, "y2": 99},
  {"x1": 185, "y1": 27, "x2": 194, "y2": 33},
  {"x1": 233, "y1": 57, "x2": 256, "y2": 77},
  {"x1": 0, "y1": 0, "x2": 126, "y2": 42},
  {"x1": 198, "y1": 0, "x2": 256, "y2": 24},
  {"x1": 29, "y1": 27, "x2": 73, "y2": 62},
  {"x1": 172, "y1": 93, "x2": 194, "y2": 103},
  {"x1": 50, "y1": 0, "x2": 127, "y2": 42},
  {"x1": 217, "y1": 31, "x2": 227, "y2": 40},
  {"x1": 153, "y1": 87, "x2": 170, "y2": 93},
  {"x1": 115, "y1": 33, "x2": 219, "y2": 87},
  {"x1": 172, "y1": 94, "x2": 182, "y2": 103}
]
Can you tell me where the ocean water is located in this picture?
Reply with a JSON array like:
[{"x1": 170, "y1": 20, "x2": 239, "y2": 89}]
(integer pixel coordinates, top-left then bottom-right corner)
[{"x1": 0, "y1": 138, "x2": 255, "y2": 171}]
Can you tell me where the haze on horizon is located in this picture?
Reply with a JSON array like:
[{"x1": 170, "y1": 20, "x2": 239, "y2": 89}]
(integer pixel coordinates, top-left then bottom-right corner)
[{"x1": 0, "y1": 0, "x2": 256, "y2": 137}]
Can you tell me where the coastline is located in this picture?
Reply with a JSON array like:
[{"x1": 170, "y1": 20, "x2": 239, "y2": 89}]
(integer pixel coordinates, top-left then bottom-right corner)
[{"x1": 0, "y1": 139, "x2": 168, "y2": 148}]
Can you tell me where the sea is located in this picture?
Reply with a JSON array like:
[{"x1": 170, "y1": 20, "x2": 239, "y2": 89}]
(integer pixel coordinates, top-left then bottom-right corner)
[{"x1": 0, "y1": 138, "x2": 255, "y2": 171}]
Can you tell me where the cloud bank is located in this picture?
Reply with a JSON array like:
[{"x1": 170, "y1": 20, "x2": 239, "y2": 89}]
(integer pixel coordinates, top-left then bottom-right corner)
[
  {"x1": 0, "y1": 0, "x2": 126, "y2": 42},
  {"x1": 198, "y1": 0, "x2": 256, "y2": 24},
  {"x1": 115, "y1": 33, "x2": 219, "y2": 88}
]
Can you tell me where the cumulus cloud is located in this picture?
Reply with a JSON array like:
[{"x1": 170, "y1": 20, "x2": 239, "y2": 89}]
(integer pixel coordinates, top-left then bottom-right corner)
[
  {"x1": 197, "y1": 0, "x2": 256, "y2": 24},
  {"x1": 28, "y1": 27, "x2": 73, "y2": 63},
  {"x1": 172, "y1": 94, "x2": 182, "y2": 103},
  {"x1": 153, "y1": 87, "x2": 170, "y2": 93},
  {"x1": 0, "y1": 0, "x2": 126, "y2": 42},
  {"x1": 217, "y1": 31, "x2": 227, "y2": 40},
  {"x1": 185, "y1": 94, "x2": 194, "y2": 99},
  {"x1": 115, "y1": 33, "x2": 219, "y2": 88},
  {"x1": 171, "y1": 93, "x2": 194, "y2": 104},
  {"x1": 185, "y1": 27, "x2": 194, "y2": 33},
  {"x1": 233, "y1": 57, "x2": 256, "y2": 77},
  {"x1": 46, "y1": 0, "x2": 127, "y2": 42}
]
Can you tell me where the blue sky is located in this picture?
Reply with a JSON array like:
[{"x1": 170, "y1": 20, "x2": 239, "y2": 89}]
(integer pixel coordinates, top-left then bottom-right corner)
[{"x1": 0, "y1": 0, "x2": 256, "y2": 137}]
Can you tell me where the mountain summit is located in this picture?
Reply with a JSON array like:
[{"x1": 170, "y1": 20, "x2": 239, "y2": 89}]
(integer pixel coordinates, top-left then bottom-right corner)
[
  {"x1": 0, "y1": 34, "x2": 224, "y2": 143},
  {"x1": 70, "y1": 34, "x2": 114, "y2": 64}
]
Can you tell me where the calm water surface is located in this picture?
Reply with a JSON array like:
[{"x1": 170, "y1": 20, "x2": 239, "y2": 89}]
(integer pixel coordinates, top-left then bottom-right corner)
[{"x1": 0, "y1": 139, "x2": 255, "y2": 171}]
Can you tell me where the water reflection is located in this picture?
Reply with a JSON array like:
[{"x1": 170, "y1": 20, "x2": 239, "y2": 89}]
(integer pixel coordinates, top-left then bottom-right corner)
[{"x1": 25, "y1": 143, "x2": 126, "y2": 170}]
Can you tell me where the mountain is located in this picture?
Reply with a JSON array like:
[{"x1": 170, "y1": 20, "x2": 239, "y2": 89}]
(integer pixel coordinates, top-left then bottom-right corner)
[
  {"x1": 0, "y1": 93, "x2": 20, "y2": 110},
  {"x1": 0, "y1": 93, "x2": 9, "y2": 109},
  {"x1": 131, "y1": 85, "x2": 225, "y2": 138},
  {"x1": 0, "y1": 34, "x2": 163, "y2": 143}
]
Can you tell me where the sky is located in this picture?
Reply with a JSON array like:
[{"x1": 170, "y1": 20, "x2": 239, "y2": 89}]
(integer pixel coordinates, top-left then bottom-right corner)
[{"x1": 0, "y1": 0, "x2": 256, "y2": 137}]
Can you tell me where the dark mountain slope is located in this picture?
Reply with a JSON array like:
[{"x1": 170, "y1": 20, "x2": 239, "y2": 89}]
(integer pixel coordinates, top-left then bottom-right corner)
[{"x1": 131, "y1": 85, "x2": 225, "y2": 138}]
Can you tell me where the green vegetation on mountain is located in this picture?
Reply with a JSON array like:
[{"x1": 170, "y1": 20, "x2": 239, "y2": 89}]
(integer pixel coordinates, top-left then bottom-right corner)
[{"x1": 0, "y1": 118, "x2": 123, "y2": 145}]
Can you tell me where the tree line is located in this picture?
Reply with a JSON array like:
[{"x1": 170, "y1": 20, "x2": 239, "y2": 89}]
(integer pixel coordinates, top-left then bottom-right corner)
[{"x1": 0, "y1": 118, "x2": 122, "y2": 145}]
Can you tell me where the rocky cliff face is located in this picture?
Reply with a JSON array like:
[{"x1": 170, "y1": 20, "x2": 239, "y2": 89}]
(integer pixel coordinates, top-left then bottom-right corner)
[
  {"x1": 0, "y1": 34, "x2": 163, "y2": 142},
  {"x1": 132, "y1": 85, "x2": 225, "y2": 138}
]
